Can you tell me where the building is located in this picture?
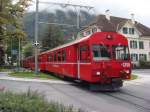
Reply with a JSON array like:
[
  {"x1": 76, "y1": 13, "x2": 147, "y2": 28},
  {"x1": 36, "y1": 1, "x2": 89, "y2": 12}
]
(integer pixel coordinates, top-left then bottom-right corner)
[{"x1": 79, "y1": 11, "x2": 150, "y2": 66}]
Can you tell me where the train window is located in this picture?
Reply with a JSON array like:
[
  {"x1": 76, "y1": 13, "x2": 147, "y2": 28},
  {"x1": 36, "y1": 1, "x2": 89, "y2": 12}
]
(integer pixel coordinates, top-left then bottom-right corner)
[
  {"x1": 38, "y1": 57, "x2": 41, "y2": 62},
  {"x1": 92, "y1": 44, "x2": 110, "y2": 60},
  {"x1": 57, "y1": 51, "x2": 62, "y2": 62},
  {"x1": 113, "y1": 46, "x2": 130, "y2": 60},
  {"x1": 62, "y1": 50, "x2": 66, "y2": 62},
  {"x1": 33, "y1": 58, "x2": 35, "y2": 62},
  {"x1": 92, "y1": 27, "x2": 97, "y2": 33},
  {"x1": 54, "y1": 52, "x2": 57, "y2": 62},
  {"x1": 123, "y1": 27, "x2": 128, "y2": 34},
  {"x1": 80, "y1": 45, "x2": 90, "y2": 62},
  {"x1": 49, "y1": 54, "x2": 53, "y2": 62}
]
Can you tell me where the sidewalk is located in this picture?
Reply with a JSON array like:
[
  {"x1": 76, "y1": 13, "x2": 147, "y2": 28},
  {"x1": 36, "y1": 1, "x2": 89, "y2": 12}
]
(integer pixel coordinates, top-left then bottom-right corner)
[
  {"x1": 124, "y1": 71, "x2": 150, "y2": 86},
  {"x1": 0, "y1": 72, "x2": 70, "y2": 85}
]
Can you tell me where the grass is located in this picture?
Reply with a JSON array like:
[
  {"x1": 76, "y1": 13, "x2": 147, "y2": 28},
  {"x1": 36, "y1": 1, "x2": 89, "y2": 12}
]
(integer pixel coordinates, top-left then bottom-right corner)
[
  {"x1": 0, "y1": 90, "x2": 83, "y2": 112},
  {"x1": 9, "y1": 71, "x2": 60, "y2": 80},
  {"x1": 130, "y1": 74, "x2": 138, "y2": 80},
  {"x1": 0, "y1": 67, "x2": 13, "y2": 72},
  {"x1": 3, "y1": 67, "x2": 138, "y2": 81}
]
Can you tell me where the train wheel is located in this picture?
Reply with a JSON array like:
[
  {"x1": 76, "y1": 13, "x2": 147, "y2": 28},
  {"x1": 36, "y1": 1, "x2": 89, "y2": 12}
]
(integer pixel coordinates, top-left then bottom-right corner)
[{"x1": 64, "y1": 76, "x2": 74, "y2": 81}]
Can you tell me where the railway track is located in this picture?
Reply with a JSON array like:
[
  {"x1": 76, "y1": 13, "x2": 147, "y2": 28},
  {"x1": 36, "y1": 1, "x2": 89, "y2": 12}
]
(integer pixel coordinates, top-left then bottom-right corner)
[
  {"x1": 44, "y1": 83, "x2": 100, "y2": 112},
  {"x1": 103, "y1": 92, "x2": 150, "y2": 112},
  {"x1": 46, "y1": 82, "x2": 150, "y2": 112},
  {"x1": 119, "y1": 90, "x2": 150, "y2": 103}
]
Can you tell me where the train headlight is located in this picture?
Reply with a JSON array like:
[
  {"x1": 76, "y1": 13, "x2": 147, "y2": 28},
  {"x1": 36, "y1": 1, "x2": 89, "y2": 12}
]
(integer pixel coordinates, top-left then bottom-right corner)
[
  {"x1": 124, "y1": 70, "x2": 130, "y2": 74},
  {"x1": 96, "y1": 72, "x2": 101, "y2": 75},
  {"x1": 106, "y1": 34, "x2": 113, "y2": 40}
]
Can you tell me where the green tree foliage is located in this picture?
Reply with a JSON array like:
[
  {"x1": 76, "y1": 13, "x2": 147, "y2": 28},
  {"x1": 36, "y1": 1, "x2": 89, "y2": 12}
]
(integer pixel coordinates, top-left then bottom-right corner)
[
  {"x1": 22, "y1": 10, "x2": 95, "y2": 52},
  {"x1": 22, "y1": 42, "x2": 33, "y2": 57},
  {"x1": 0, "y1": 0, "x2": 11, "y2": 65},
  {"x1": 41, "y1": 25, "x2": 65, "y2": 51},
  {"x1": 0, "y1": 0, "x2": 31, "y2": 66},
  {"x1": 23, "y1": 10, "x2": 95, "y2": 41}
]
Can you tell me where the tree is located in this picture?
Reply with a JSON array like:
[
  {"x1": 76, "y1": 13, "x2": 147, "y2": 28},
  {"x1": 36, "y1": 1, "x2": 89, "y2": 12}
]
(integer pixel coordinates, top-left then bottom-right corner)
[
  {"x1": 0, "y1": 0, "x2": 11, "y2": 65},
  {"x1": 0, "y1": 0, "x2": 31, "y2": 66},
  {"x1": 23, "y1": 10, "x2": 95, "y2": 41},
  {"x1": 41, "y1": 25, "x2": 65, "y2": 51},
  {"x1": 22, "y1": 42, "x2": 33, "y2": 57}
]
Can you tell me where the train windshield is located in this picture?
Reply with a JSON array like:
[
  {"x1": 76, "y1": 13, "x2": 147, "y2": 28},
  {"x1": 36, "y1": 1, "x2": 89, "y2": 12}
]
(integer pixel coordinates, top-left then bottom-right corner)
[
  {"x1": 112, "y1": 45, "x2": 130, "y2": 60},
  {"x1": 92, "y1": 44, "x2": 111, "y2": 60}
]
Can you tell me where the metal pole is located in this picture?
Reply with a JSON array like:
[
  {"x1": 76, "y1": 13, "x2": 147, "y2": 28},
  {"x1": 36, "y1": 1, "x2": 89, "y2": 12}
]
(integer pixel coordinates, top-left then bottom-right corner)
[
  {"x1": 11, "y1": 38, "x2": 12, "y2": 66},
  {"x1": 18, "y1": 37, "x2": 21, "y2": 71},
  {"x1": 77, "y1": 9, "x2": 80, "y2": 30},
  {"x1": 34, "y1": 0, "x2": 39, "y2": 74},
  {"x1": 76, "y1": 9, "x2": 81, "y2": 39}
]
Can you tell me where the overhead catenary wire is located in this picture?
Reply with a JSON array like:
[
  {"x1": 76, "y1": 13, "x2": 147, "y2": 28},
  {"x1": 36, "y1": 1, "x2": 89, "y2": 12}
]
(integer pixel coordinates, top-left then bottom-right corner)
[{"x1": 34, "y1": 0, "x2": 94, "y2": 74}]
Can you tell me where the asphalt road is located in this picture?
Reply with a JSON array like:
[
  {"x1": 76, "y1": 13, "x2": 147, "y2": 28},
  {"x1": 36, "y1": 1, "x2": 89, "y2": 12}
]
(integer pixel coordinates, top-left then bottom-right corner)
[
  {"x1": 132, "y1": 69, "x2": 150, "y2": 75},
  {"x1": 0, "y1": 69, "x2": 150, "y2": 112}
]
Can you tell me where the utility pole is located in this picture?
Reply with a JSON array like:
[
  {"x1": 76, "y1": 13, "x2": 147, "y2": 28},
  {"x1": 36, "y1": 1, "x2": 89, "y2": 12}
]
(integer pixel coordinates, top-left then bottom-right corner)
[
  {"x1": 76, "y1": 9, "x2": 80, "y2": 29},
  {"x1": 34, "y1": 0, "x2": 40, "y2": 74}
]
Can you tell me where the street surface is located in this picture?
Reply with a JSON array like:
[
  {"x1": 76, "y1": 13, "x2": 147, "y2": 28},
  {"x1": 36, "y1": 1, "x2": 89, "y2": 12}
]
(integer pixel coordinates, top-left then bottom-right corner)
[{"x1": 0, "y1": 69, "x2": 150, "y2": 112}]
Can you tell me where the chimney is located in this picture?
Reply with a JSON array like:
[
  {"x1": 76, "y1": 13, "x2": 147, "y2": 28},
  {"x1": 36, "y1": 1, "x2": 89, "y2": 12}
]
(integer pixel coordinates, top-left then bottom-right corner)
[
  {"x1": 105, "y1": 9, "x2": 110, "y2": 20},
  {"x1": 131, "y1": 13, "x2": 135, "y2": 24}
]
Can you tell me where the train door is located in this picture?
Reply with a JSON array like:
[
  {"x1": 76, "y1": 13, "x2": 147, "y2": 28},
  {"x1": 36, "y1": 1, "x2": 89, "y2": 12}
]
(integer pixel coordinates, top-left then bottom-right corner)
[
  {"x1": 77, "y1": 44, "x2": 90, "y2": 80},
  {"x1": 77, "y1": 45, "x2": 80, "y2": 79}
]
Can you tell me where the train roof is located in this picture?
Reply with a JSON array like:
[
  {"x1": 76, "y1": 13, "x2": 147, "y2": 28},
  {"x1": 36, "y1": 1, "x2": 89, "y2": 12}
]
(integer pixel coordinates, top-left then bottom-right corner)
[
  {"x1": 40, "y1": 31, "x2": 127, "y2": 55},
  {"x1": 40, "y1": 34, "x2": 91, "y2": 55},
  {"x1": 24, "y1": 32, "x2": 127, "y2": 59}
]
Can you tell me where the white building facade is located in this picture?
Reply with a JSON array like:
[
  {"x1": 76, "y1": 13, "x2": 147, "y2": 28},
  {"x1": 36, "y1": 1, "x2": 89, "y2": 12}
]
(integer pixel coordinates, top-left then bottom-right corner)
[
  {"x1": 118, "y1": 21, "x2": 150, "y2": 66},
  {"x1": 79, "y1": 14, "x2": 150, "y2": 66}
]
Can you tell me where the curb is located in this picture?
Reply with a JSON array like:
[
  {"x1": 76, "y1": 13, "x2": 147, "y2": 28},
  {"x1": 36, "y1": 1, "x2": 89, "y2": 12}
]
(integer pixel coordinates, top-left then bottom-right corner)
[
  {"x1": 0, "y1": 76, "x2": 70, "y2": 84},
  {"x1": 0, "y1": 72, "x2": 12, "y2": 74}
]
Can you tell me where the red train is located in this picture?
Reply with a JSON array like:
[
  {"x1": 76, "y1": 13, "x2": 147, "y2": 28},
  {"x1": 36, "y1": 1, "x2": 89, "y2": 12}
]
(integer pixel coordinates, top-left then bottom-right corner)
[{"x1": 22, "y1": 32, "x2": 131, "y2": 90}]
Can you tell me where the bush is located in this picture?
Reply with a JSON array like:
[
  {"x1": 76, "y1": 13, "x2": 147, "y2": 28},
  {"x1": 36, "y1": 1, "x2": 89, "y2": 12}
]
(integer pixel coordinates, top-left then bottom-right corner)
[
  {"x1": 0, "y1": 90, "x2": 84, "y2": 112},
  {"x1": 139, "y1": 61, "x2": 150, "y2": 69},
  {"x1": 0, "y1": 66, "x2": 13, "y2": 72}
]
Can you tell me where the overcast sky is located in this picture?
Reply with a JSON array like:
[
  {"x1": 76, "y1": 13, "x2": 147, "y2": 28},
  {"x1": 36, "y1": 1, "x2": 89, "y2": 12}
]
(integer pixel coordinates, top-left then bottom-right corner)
[{"x1": 27, "y1": 0, "x2": 150, "y2": 27}]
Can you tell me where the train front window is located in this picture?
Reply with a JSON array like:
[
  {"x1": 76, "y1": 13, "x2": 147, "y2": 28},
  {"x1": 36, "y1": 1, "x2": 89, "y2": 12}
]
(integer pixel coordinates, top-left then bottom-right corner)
[
  {"x1": 92, "y1": 44, "x2": 111, "y2": 60},
  {"x1": 113, "y1": 46, "x2": 130, "y2": 60}
]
